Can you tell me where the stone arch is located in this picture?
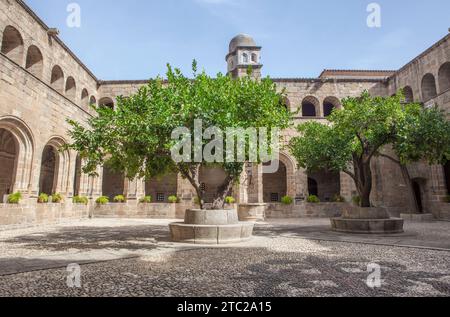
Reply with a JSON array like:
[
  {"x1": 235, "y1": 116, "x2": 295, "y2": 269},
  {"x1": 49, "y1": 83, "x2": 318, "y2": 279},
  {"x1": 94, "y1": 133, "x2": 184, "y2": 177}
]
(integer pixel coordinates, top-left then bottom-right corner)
[
  {"x1": 99, "y1": 97, "x2": 114, "y2": 109},
  {"x1": 302, "y1": 96, "x2": 320, "y2": 117},
  {"x1": 25, "y1": 45, "x2": 43, "y2": 78},
  {"x1": 89, "y1": 96, "x2": 97, "y2": 106},
  {"x1": 81, "y1": 89, "x2": 89, "y2": 108},
  {"x1": 242, "y1": 53, "x2": 249, "y2": 64},
  {"x1": 1, "y1": 25, "x2": 24, "y2": 65},
  {"x1": 307, "y1": 169, "x2": 341, "y2": 202},
  {"x1": 102, "y1": 165, "x2": 125, "y2": 200},
  {"x1": 251, "y1": 53, "x2": 258, "y2": 63},
  {"x1": 0, "y1": 129, "x2": 18, "y2": 202},
  {"x1": 199, "y1": 166, "x2": 230, "y2": 203},
  {"x1": 403, "y1": 86, "x2": 414, "y2": 103},
  {"x1": 50, "y1": 65, "x2": 64, "y2": 93},
  {"x1": 438, "y1": 62, "x2": 450, "y2": 93},
  {"x1": 145, "y1": 172, "x2": 178, "y2": 203},
  {"x1": 0, "y1": 116, "x2": 34, "y2": 195},
  {"x1": 65, "y1": 76, "x2": 76, "y2": 101},
  {"x1": 411, "y1": 178, "x2": 427, "y2": 213},
  {"x1": 38, "y1": 137, "x2": 70, "y2": 195},
  {"x1": 323, "y1": 96, "x2": 341, "y2": 117},
  {"x1": 262, "y1": 152, "x2": 296, "y2": 202},
  {"x1": 421, "y1": 73, "x2": 437, "y2": 101}
]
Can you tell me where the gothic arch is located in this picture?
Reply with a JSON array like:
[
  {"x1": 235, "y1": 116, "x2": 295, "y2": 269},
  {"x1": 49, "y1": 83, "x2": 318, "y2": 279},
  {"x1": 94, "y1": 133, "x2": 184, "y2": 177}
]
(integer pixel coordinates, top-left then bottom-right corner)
[
  {"x1": 1, "y1": 25, "x2": 24, "y2": 65},
  {"x1": 38, "y1": 137, "x2": 70, "y2": 195},
  {"x1": 0, "y1": 116, "x2": 34, "y2": 195},
  {"x1": 262, "y1": 152, "x2": 296, "y2": 202},
  {"x1": 25, "y1": 45, "x2": 43, "y2": 78},
  {"x1": 89, "y1": 96, "x2": 97, "y2": 107},
  {"x1": 302, "y1": 96, "x2": 320, "y2": 117},
  {"x1": 421, "y1": 73, "x2": 437, "y2": 101}
]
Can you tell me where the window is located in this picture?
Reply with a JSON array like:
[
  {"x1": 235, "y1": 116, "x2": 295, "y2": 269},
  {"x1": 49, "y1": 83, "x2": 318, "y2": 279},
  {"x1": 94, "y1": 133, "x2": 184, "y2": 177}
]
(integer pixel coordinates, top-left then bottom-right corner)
[
  {"x1": 251, "y1": 53, "x2": 258, "y2": 63},
  {"x1": 271, "y1": 193, "x2": 279, "y2": 202},
  {"x1": 156, "y1": 193, "x2": 165, "y2": 202},
  {"x1": 242, "y1": 53, "x2": 249, "y2": 63},
  {"x1": 200, "y1": 183, "x2": 206, "y2": 192}
]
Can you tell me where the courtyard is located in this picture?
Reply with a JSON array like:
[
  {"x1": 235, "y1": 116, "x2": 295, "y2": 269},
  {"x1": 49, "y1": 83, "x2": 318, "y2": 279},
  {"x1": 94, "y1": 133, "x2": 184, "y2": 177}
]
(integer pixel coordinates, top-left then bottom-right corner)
[{"x1": 0, "y1": 218, "x2": 449, "y2": 297}]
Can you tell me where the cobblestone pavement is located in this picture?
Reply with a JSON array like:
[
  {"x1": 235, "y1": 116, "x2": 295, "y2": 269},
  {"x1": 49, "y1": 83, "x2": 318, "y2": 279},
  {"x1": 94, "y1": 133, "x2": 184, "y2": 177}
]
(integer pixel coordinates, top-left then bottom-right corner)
[{"x1": 0, "y1": 219, "x2": 449, "y2": 297}]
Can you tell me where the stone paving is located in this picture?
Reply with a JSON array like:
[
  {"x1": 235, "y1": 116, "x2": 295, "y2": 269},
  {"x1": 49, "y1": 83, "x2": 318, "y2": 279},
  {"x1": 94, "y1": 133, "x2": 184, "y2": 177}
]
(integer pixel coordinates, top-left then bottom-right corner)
[{"x1": 0, "y1": 218, "x2": 449, "y2": 297}]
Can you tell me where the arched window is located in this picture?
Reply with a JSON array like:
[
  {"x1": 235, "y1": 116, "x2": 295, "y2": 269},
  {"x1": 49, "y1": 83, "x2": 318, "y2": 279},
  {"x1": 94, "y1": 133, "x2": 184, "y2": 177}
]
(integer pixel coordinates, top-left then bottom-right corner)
[
  {"x1": 242, "y1": 53, "x2": 249, "y2": 64},
  {"x1": 323, "y1": 96, "x2": 341, "y2": 117},
  {"x1": 65, "y1": 77, "x2": 76, "y2": 101},
  {"x1": 89, "y1": 96, "x2": 97, "y2": 107},
  {"x1": 438, "y1": 62, "x2": 450, "y2": 93},
  {"x1": 25, "y1": 45, "x2": 43, "y2": 78},
  {"x1": 251, "y1": 53, "x2": 258, "y2": 63},
  {"x1": 302, "y1": 96, "x2": 319, "y2": 117},
  {"x1": 403, "y1": 86, "x2": 414, "y2": 103},
  {"x1": 99, "y1": 97, "x2": 114, "y2": 109},
  {"x1": 50, "y1": 65, "x2": 64, "y2": 93},
  {"x1": 81, "y1": 89, "x2": 89, "y2": 108},
  {"x1": 1, "y1": 26, "x2": 24, "y2": 65},
  {"x1": 421, "y1": 73, "x2": 437, "y2": 101}
]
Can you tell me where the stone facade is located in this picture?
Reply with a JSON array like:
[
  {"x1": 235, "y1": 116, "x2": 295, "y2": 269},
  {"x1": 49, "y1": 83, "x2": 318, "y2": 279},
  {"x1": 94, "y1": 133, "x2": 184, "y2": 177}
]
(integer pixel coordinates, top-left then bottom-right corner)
[{"x1": 0, "y1": 0, "x2": 449, "y2": 228}]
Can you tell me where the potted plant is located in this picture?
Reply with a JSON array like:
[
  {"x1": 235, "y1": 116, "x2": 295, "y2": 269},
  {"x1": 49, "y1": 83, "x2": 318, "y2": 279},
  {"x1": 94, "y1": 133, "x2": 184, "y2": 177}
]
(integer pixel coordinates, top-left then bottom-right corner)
[
  {"x1": 139, "y1": 196, "x2": 152, "y2": 204},
  {"x1": 281, "y1": 196, "x2": 293, "y2": 205},
  {"x1": 306, "y1": 195, "x2": 320, "y2": 204},
  {"x1": 38, "y1": 193, "x2": 49, "y2": 204},
  {"x1": 7, "y1": 192, "x2": 22, "y2": 204},
  {"x1": 113, "y1": 195, "x2": 126, "y2": 203},
  {"x1": 168, "y1": 195, "x2": 179, "y2": 204},
  {"x1": 51, "y1": 193, "x2": 64, "y2": 203},
  {"x1": 73, "y1": 196, "x2": 89, "y2": 205},
  {"x1": 96, "y1": 196, "x2": 109, "y2": 205}
]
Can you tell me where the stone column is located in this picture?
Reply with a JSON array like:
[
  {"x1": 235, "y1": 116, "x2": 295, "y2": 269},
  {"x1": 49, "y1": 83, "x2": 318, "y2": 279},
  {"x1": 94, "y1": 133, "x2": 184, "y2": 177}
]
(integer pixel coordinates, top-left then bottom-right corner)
[
  {"x1": 247, "y1": 163, "x2": 263, "y2": 203},
  {"x1": 340, "y1": 172, "x2": 356, "y2": 202}
]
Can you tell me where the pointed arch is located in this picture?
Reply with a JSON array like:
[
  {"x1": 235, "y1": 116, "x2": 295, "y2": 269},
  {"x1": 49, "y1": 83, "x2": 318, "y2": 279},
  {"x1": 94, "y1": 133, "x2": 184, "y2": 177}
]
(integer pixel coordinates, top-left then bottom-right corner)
[
  {"x1": 438, "y1": 62, "x2": 450, "y2": 93},
  {"x1": 50, "y1": 65, "x2": 64, "y2": 93},
  {"x1": 25, "y1": 45, "x2": 43, "y2": 78},
  {"x1": 421, "y1": 73, "x2": 437, "y2": 101},
  {"x1": 65, "y1": 76, "x2": 76, "y2": 101},
  {"x1": 302, "y1": 96, "x2": 320, "y2": 117}
]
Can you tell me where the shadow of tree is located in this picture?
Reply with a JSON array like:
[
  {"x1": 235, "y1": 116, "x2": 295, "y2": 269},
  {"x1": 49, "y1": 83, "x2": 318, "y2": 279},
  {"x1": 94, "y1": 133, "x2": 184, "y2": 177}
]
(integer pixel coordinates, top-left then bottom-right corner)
[{"x1": 1, "y1": 224, "x2": 173, "y2": 253}]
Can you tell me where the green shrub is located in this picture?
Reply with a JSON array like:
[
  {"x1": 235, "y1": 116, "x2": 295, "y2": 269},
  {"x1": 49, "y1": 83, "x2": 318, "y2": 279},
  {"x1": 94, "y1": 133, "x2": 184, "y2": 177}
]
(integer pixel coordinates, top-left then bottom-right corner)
[
  {"x1": 281, "y1": 196, "x2": 294, "y2": 205},
  {"x1": 38, "y1": 193, "x2": 49, "y2": 204},
  {"x1": 352, "y1": 196, "x2": 361, "y2": 206},
  {"x1": 73, "y1": 196, "x2": 89, "y2": 205},
  {"x1": 307, "y1": 195, "x2": 320, "y2": 203},
  {"x1": 139, "y1": 196, "x2": 152, "y2": 203},
  {"x1": 96, "y1": 196, "x2": 109, "y2": 205},
  {"x1": 51, "y1": 193, "x2": 64, "y2": 203},
  {"x1": 332, "y1": 194, "x2": 346, "y2": 203},
  {"x1": 445, "y1": 195, "x2": 450, "y2": 203},
  {"x1": 168, "y1": 195, "x2": 179, "y2": 204},
  {"x1": 225, "y1": 196, "x2": 236, "y2": 204},
  {"x1": 7, "y1": 192, "x2": 22, "y2": 204},
  {"x1": 113, "y1": 195, "x2": 126, "y2": 203}
]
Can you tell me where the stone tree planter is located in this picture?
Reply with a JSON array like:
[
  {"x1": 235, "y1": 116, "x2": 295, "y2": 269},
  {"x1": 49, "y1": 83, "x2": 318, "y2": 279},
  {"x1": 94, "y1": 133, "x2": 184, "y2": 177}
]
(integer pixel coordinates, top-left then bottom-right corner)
[
  {"x1": 170, "y1": 209, "x2": 254, "y2": 245},
  {"x1": 331, "y1": 206, "x2": 404, "y2": 234}
]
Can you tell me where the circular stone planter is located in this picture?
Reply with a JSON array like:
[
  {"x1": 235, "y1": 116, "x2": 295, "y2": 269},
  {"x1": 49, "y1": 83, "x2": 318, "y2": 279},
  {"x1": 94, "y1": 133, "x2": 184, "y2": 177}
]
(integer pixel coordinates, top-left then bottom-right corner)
[
  {"x1": 331, "y1": 206, "x2": 404, "y2": 234},
  {"x1": 170, "y1": 209, "x2": 254, "y2": 245},
  {"x1": 238, "y1": 203, "x2": 266, "y2": 222}
]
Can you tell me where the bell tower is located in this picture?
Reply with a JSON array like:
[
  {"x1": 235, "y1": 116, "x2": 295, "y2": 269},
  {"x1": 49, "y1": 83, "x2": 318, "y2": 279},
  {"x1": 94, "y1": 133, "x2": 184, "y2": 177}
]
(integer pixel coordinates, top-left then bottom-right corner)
[{"x1": 226, "y1": 34, "x2": 262, "y2": 79}]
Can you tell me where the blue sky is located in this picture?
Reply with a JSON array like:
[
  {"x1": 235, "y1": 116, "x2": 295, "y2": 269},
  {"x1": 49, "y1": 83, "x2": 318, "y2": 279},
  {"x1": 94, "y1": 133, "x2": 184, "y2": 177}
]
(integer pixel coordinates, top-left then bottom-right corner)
[{"x1": 25, "y1": 0, "x2": 450, "y2": 80}]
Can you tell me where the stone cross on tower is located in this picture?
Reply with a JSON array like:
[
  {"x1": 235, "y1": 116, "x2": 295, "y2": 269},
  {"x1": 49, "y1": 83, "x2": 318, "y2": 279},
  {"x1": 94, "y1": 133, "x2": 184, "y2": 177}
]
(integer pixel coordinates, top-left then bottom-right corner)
[{"x1": 226, "y1": 34, "x2": 262, "y2": 79}]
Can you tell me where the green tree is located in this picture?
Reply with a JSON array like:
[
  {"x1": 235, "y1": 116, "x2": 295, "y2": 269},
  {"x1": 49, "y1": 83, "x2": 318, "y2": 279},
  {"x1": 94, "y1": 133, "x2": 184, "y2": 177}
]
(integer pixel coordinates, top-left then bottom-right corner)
[
  {"x1": 289, "y1": 91, "x2": 450, "y2": 209},
  {"x1": 67, "y1": 62, "x2": 291, "y2": 210}
]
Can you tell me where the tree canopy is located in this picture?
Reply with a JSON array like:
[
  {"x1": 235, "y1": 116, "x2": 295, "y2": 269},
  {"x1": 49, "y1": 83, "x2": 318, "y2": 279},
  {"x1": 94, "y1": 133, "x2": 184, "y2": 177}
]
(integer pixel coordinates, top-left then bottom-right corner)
[
  {"x1": 67, "y1": 62, "x2": 292, "y2": 209},
  {"x1": 290, "y1": 91, "x2": 450, "y2": 208}
]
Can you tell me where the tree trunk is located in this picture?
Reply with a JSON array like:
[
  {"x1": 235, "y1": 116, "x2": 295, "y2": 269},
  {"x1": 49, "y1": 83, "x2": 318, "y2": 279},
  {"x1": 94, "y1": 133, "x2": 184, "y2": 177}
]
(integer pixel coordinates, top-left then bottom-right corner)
[
  {"x1": 212, "y1": 175, "x2": 235, "y2": 210},
  {"x1": 353, "y1": 155, "x2": 373, "y2": 208}
]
